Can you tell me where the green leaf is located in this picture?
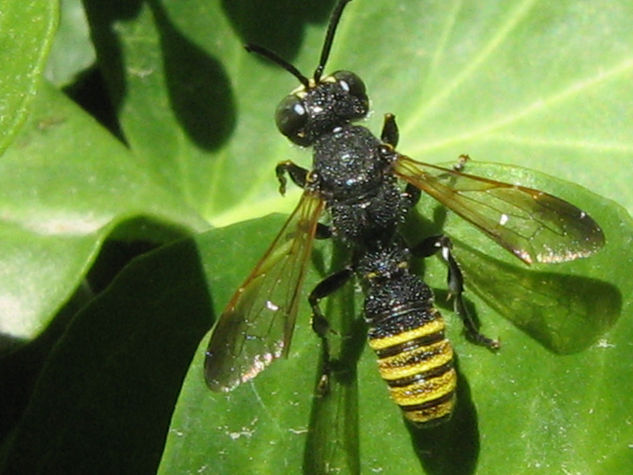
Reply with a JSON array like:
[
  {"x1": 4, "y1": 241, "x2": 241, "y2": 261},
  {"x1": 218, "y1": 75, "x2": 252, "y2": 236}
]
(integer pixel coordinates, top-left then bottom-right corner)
[
  {"x1": 0, "y1": 83, "x2": 206, "y2": 348},
  {"x1": 2, "y1": 0, "x2": 633, "y2": 474},
  {"x1": 0, "y1": 0, "x2": 58, "y2": 154},
  {"x1": 45, "y1": 0, "x2": 96, "y2": 86},
  {"x1": 0, "y1": 236, "x2": 214, "y2": 473}
]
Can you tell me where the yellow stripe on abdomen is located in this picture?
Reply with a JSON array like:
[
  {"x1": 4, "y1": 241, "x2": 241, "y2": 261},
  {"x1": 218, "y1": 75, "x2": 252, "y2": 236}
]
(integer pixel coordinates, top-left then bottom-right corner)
[
  {"x1": 376, "y1": 339, "x2": 453, "y2": 380},
  {"x1": 368, "y1": 317, "x2": 445, "y2": 351},
  {"x1": 369, "y1": 310, "x2": 456, "y2": 426}
]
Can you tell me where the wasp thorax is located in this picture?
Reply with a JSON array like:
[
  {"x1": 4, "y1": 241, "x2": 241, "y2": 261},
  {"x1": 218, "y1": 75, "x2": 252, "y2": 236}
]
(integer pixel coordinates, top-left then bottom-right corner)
[
  {"x1": 356, "y1": 242, "x2": 411, "y2": 281},
  {"x1": 275, "y1": 70, "x2": 369, "y2": 146}
]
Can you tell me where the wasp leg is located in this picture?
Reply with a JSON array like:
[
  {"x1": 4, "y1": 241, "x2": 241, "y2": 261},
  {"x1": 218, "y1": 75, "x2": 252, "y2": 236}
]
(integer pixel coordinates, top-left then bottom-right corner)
[
  {"x1": 403, "y1": 183, "x2": 421, "y2": 209},
  {"x1": 454, "y1": 154, "x2": 470, "y2": 172},
  {"x1": 380, "y1": 114, "x2": 420, "y2": 209},
  {"x1": 381, "y1": 113, "x2": 399, "y2": 147},
  {"x1": 413, "y1": 235, "x2": 500, "y2": 350},
  {"x1": 308, "y1": 267, "x2": 354, "y2": 394},
  {"x1": 315, "y1": 223, "x2": 332, "y2": 240},
  {"x1": 275, "y1": 161, "x2": 309, "y2": 195}
]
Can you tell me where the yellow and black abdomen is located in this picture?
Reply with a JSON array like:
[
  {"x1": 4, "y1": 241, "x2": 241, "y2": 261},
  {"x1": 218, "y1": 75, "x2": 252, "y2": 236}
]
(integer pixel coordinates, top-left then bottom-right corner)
[{"x1": 364, "y1": 272, "x2": 456, "y2": 426}]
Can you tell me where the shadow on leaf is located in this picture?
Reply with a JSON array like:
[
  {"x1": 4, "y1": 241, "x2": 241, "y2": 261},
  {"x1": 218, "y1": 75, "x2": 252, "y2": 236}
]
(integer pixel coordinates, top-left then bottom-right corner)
[
  {"x1": 149, "y1": 0, "x2": 235, "y2": 150},
  {"x1": 408, "y1": 364, "x2": 479, "y2": 475},
  {"x1": 0, "y1": 237, "x2": 214, "y2": 473},
  {"x1": 304, "y1": 245, "x2": 363, "y2": 474},
  {"x1": 454, "y1": 241, "x2": 621, "y2": 354},
  {"x1": 221, "y1": 0, "x2": 336, "y2": 62}
]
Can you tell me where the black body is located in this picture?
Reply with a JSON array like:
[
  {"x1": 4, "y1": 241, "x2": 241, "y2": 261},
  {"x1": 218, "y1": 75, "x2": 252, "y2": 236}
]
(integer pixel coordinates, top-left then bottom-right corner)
[
  {"x1": 204, "y1": 0, "x2": 603, "y2": 428},
  {"x1": 312, "y1": 125, "x2": 408, "y2": 244}
]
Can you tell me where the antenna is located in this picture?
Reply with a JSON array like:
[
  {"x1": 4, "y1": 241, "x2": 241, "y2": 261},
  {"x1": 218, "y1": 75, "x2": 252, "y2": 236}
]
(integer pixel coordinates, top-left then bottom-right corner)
[
  {"x1": 245, "y1": 0, "x2": 353, "y2": 87},
  {"x1": 244, "y1": 44, "x2": 310, "y2": 88},
  {"x1": 314, "y1": 0, "x2": 353, "y2": 82}
]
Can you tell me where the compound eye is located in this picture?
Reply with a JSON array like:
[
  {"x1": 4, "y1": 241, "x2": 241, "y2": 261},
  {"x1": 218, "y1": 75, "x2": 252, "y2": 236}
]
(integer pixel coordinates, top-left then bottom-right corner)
[
  {"x1": 333, "y1": 70, "x2": 368, "y2": 104},
  {"x1": 275, "y1": 94, "x2": 309, "y2": 145}
]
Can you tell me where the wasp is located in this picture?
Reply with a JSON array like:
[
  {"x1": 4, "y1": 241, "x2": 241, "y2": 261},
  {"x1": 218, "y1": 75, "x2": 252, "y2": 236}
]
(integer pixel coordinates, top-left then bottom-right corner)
[{"x1": 204, "y1": 0, "x2": 604, "y2": 425}]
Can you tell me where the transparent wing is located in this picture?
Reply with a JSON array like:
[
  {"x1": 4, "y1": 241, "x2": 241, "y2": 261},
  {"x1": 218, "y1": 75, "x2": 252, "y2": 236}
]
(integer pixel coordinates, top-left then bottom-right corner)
[
  {"x1": 394, "y1": 155, "x2": 605, "y2": 264},
  {"x1": 204, "y1": 192, "x2": 324, "y2": 392}
]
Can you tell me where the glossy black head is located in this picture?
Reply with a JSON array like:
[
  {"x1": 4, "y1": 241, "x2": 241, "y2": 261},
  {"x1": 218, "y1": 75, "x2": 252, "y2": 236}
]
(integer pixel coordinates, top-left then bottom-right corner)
[
  {"x1": 276, "y1": 71, "x2": 368, "y2": 145},
  {"x1": 245, "y1": 0, "x2": 368, "y2": 146}
]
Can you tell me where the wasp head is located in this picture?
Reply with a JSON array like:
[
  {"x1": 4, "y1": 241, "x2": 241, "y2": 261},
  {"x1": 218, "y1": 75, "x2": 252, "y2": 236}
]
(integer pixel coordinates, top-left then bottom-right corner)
[
  {"x1": 246, "y1": 0, "x2": 362, "y2": 146},
  {"x1": 275, "y1": 71, "x2": 368, "y2": 146}
]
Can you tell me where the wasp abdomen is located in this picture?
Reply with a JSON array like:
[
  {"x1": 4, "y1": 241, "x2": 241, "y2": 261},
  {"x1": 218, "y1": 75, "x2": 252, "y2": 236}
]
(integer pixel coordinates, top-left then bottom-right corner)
[{"x1": 368, "y1": 307, "x2": 456, "y2": 426}]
